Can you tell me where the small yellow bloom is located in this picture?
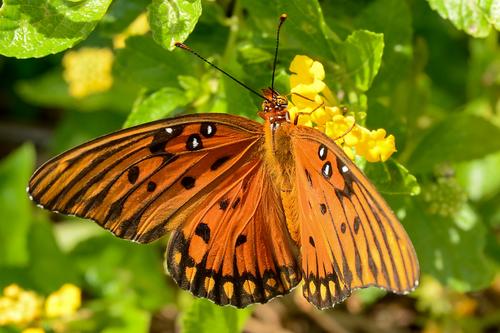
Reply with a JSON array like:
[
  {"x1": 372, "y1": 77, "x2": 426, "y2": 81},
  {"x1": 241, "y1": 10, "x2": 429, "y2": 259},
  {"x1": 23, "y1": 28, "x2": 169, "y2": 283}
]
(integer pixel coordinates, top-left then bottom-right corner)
[
  {"x1": 290, "y1": 55, "x2": 326, "y2": 95},
  {"x1": 22, "y1": 328, "x2": 45, "y2": 333},
  {"x1": 288, "y1": 55, "x2": 396, "y2": 163},
  {"x1": 0, "y1": 284, "x2": 43, "y2": 326},
  {"x1": 63, "y1": 47, "x2": 114, "y2": 98},
  {"x1": 4, "y1": 284, "x2": 22, "y2": 298},
  {"x1": 45, "y1": 284, "x2": 81, "y2": 318},
  {"x1": 355, "y1": 129, "x2": 396, "y2": 163},
  {"x1": 113, "y1": 12, "x2": 150, "y2": 49}
]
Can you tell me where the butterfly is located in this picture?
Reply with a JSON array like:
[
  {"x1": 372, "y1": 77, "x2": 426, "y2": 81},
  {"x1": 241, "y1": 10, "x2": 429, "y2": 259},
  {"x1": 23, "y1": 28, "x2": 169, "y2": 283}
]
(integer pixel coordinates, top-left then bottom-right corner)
[
  {"x1": 27, "y1": 15, "x2": 419, "y2": 310},
  {"x1": 28, "y1": 87, "x2": 419, "y2": 309}
]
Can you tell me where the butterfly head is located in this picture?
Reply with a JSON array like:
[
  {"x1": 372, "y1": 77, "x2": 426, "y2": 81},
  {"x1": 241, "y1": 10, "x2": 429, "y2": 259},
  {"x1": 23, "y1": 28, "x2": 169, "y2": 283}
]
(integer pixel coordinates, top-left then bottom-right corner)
[{"x1": 260, "y1": 88, "x2": 290, "y2": 126}]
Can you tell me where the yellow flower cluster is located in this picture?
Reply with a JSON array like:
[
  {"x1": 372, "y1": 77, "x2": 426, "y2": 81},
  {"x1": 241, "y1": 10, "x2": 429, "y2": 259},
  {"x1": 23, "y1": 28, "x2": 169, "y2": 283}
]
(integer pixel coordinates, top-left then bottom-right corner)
[
  {"x1": 113, "y1": 12, "x2": 150, "y2": 49},
  {"x1": 0, "y1": 284, "x2": 81, "y2": 332},
  {"x1": 45, "y1": 284, "x2": 81, "y2": 318},
  {"x1": 288, "y1": 55, "x2": 396, "y2": 162},
  {"x1": 0, "y1": 284, "x2": 42, "y2": 326},
  {"x1": 63, "y1": 47, "x2": 114, "y2": 98}
]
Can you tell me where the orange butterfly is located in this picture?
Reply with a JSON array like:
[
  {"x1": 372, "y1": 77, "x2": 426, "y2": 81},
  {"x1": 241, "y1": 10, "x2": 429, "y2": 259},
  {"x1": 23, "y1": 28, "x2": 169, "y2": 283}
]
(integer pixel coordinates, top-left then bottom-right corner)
[{"x1": 28, "y1": 16, "x2": 419, "y2": 309}]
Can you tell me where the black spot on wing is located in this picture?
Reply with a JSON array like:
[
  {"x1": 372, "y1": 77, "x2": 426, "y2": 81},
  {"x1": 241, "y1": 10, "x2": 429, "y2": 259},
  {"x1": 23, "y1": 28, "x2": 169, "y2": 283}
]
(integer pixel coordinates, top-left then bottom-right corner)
[
  {"x1": 232, "y1": 197, "x2": 241, "y2": 209},
  {"x1": 150, "y1": 125, "x2": 184, "y2": 153},
  {"x1": 147, "y1": 181, "x2": 156, "y2": 192},
  {"x1": 322, "y1": 161, "x2": 332, "y2": 179},
  {"x1": 211, "y1": 156, "x2": 230, "y2": 171},
  {"x1": 200, "y1": 122, "x2": 217, "y2": 138},
  {"x1": 127, "y1": 166, "x2": 139, "y2": 184},
  {"x1": 318, "y1": 144, "x2": 327, "y2": 160},
  {"x1": 353, "y1": 217, "x2": 361, "y2": 234},
  {"x1": 181, "y1": 176, "x2": 195, "y2": 189},
  {"x1": 186, "y1": 134, "x2": 203, "y2": 151},
  {"x1": 305, "y1": 169, "x2": 313, "y2": 186},
  {"x1": 219, "y1": 199, "x2": 229, "y2": 210},
  {"x1": 309, "y1": 236, "x2": 316, "y2": 247},
  {"x1": 320, "y1": 203, "x2": 327, "y2": 215},
  {"x1": 195, "y1": 223, "x2": 210, "y2": 243},
  {"x1": 235, "y1": 234, "x2": 247, "y2": 246}
]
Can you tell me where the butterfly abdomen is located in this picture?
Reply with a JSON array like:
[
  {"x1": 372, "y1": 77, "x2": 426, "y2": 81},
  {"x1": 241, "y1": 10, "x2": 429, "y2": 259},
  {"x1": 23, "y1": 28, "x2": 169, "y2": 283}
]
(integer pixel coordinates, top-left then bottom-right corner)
[{"x1": 262, "y1": 123, "x2": 302, "y2": 245}]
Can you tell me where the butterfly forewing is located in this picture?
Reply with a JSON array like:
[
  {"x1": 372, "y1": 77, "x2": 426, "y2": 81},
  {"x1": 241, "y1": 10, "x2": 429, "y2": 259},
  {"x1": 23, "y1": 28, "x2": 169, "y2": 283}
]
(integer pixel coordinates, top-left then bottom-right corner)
[
  {"x1": 289, "y1": 125, "x2": 419, "y2": 309},
  {"x1": 166, "y1": 159, "x2": 301, "y2": 308},
  {"x1": 28, "y1": 114, "x2": 264, "y2": 243}
]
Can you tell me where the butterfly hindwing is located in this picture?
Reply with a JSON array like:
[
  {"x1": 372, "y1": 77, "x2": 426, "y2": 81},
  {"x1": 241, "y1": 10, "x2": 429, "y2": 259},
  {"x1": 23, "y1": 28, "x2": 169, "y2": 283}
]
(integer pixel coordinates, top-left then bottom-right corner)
[
  {"x1": 166, "y1": 159, "x2": 301, "y2": 308},
  {"x1": 289, "y1": 125, "x2": 419, "y2": 309},
  {"x1": 28, "y1": 114, "x2": 264, "y2": 243}
]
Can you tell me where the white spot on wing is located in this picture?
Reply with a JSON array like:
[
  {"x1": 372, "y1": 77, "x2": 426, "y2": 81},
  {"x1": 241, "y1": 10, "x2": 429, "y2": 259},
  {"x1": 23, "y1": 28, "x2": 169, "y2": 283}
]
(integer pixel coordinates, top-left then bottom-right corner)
[
  {"x1": 191, "y1": 137, "x2": 199, "y2": 148},
  {"x1": 36, "y1": 204, "x2": 44, "y2": 209},
  {"x1": 341, "y1": 165, "x2": 349, "y2": 173},
  {"x1": 165, "y1": 127, "x2": 173, "y2": 134},
  {"x1": 323, "y1": 163, "x2": 331, "y2": 177},
  {"x1": 206, "y1": 125, "x2": 213, "y2": 135},
  {"x1": 319, "y1": 146, "x2": 326, "y2": 158}
]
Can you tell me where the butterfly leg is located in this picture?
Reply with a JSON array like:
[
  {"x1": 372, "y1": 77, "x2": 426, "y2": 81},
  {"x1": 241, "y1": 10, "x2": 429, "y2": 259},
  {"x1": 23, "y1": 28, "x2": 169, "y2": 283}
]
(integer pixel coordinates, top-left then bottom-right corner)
[{"x1": 292, "y1": 101, "x2": 325, "y2": 125}]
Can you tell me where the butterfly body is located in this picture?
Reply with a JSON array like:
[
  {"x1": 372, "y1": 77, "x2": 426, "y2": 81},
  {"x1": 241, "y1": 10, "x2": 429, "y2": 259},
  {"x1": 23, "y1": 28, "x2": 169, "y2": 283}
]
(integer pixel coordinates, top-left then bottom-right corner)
[{"x1": 28, "y1": 89, "x2": 419, "y2": 309}]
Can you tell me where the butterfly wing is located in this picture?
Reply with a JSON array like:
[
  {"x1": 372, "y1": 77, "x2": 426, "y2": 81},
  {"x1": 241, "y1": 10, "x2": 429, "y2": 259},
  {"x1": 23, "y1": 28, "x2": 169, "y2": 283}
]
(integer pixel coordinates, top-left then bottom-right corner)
[
  {"x1": 288, "y1": 125, "x2": 419, "y2": 309},
  {"x1": 28, "y1": 114, "x2": 264, "y2": 243},
  {"x1": 166, "y1": 158, "x2": 301, "y2": 308}
]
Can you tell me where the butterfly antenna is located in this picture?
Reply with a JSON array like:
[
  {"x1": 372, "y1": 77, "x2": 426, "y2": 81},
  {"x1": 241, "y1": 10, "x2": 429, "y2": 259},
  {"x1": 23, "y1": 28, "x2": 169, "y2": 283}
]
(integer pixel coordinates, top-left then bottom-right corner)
[
  {"x1": 175, "y1": 42, "x2": 269, "y2": 101},
  {"x1": 271, "y1": 14, "x2": 287, "y2": 95}
]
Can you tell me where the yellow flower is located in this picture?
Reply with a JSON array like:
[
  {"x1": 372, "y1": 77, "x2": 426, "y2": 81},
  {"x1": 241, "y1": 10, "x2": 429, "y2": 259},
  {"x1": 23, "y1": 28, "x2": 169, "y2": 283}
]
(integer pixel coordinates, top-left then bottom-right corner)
[
  {"x1": 63, "y1": 47, "x2": 114, "y2": 98},
  {"x1": 0, "y1": 284, "x2": 43, "y2": 326},
  {"x1": 113, "y1": 12, "x2": 150, "y2": 49},
  {"x1": 355, "y1": 129, "x2": 396, "y2": 162},
  {"x1": 288, "y1": 55, "x2": 396, "y2": 163},
  {"x1": 290, "y1": 55, "x2": 326, "y2": 95},
  {"x1": 45, "y1": 284, "x2": 81, "y2": 318},
  {"x1": 22, "y1": 328, "x2": 45, "y2": 333}
]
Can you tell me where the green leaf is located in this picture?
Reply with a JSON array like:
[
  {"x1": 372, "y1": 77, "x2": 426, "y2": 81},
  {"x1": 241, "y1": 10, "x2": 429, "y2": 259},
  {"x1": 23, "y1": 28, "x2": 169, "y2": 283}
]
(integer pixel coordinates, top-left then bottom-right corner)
[
  {"x1": 426, "y1": 0, "x2": 499, "y2": 38},
  {"x1": 114, "y1": 36, "x2": 193, "y2": 89},
  {"x1": 181, "y1": 298, "x2": 252, "y2": 333},
  {"x1": 455, "y1": 151, "x2": 500, "y2": 201},
  {"x1": 355, "y1": 0, "x2": 413, "y2": 92},
  {"x1": 365, "y1": 159, "x2": 421, "y2": 196},
  {"x1": 401, "y1": 199, "x2": 495, "y2": 291},
  {"x1": 124, "y1": 87, "x2": 191, "y2": 127},
  {"x1": 0, "y1": 143, "x2": 35, "y2": 266},
  {"x1": 240, "y1": 0, "x2": 338, "y2": 60},
  {"x1": 336, "y1": 30, "x2": 385, "y2": 92},
  {"x1": 50, "y1": 110, "x2": 125, "y2": 154},
  {"x1": 148, "y1": 0, "x2": 202, "y2": 50},
  {"x1": 27, "y1": 219, "x2": 80, "y2": 294},
  {"x1": 101, "y1": 303, "x2": 150, "y2": 333},
  {"x1": 408, "y1": 114, "x2": 500, "y2": 172},
  {"x1": 0, "y1": 0, "x2": 113, "y2": 58},
  {"x1": 70, "y1": 234, "x2": 173, "y2": 310}
]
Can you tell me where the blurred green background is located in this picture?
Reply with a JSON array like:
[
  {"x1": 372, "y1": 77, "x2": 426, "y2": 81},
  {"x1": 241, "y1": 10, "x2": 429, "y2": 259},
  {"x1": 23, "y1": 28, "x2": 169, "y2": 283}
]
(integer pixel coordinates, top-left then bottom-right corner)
[{"x1": 0, "y1": 0, "x2": 499, "y2": 332}]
